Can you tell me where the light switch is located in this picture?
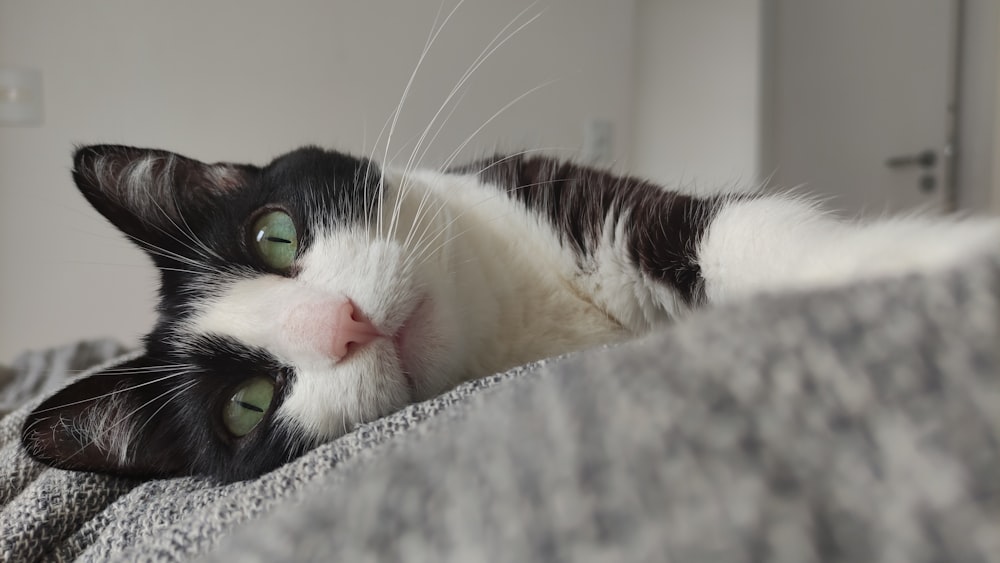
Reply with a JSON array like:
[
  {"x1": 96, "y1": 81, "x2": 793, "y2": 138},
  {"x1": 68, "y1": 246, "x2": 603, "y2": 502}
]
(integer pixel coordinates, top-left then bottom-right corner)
[{"x1": 0, "y1": 68, "x2": 43, "y2": 126}]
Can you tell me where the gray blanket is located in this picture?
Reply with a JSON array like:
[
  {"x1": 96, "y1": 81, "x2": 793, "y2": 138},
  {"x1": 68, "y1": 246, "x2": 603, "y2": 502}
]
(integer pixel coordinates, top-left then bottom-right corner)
[{"x1": 1, "y1": 256, "x2": 998, "y2": 562}]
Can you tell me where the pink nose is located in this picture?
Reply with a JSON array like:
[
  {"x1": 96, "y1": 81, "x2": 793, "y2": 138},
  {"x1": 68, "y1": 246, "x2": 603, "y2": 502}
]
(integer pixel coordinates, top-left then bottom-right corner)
[{"x1": 330, "y1": 300, "x2": 382, "y2": 360}]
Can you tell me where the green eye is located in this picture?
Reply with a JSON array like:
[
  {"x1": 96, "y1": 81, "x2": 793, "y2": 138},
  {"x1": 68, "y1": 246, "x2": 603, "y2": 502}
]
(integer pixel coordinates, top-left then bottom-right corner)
[
  {"x1": 251, "y1": 210, "x2": 298, "y2": 271},
  {"x1": 222, "y1": 377, "x2": 275, "y2": 437}
]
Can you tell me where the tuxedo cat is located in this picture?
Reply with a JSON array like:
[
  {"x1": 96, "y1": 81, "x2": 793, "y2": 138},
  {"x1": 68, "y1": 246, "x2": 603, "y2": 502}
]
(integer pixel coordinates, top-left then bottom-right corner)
[{"x1": 21, "y1": 144, "x2": 1000, "y2": 482}]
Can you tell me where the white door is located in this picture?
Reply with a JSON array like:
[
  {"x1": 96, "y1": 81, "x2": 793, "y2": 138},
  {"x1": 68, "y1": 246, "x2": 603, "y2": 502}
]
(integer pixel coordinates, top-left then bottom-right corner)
[{"x1": 761, "y1": 0, "x2": 959, "y2": 216}]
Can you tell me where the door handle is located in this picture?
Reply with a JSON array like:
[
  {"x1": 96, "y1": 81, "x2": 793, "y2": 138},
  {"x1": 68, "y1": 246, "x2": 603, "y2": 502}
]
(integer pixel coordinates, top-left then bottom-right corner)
[{"x1": 885, "y1": 149, "x2": 937, "y2": 169}]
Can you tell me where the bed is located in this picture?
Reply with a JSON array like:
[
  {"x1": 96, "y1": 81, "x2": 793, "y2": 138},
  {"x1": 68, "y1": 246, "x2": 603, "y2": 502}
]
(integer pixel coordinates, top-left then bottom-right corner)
[{"x1": 2, "y1": 254, "x2": 998, "y2": 562}]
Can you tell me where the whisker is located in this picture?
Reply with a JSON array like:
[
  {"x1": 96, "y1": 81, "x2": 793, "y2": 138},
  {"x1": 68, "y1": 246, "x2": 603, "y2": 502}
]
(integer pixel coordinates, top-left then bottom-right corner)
[
  {"x1": 126, "y1": 379, "x2": 198, "y2": 453},
  {"x1": 398, "y1": 74, "x2": 560, "y2": 259},
  {"x1": 63, "y1": 379, "x2": 198, "y2": 465},
  {"x1": 384, "y1": 0, "x2": 467, "y2": 241},
  {"x1": 411, "y1": 5, "x2": 543, "y2": 172},
  {"x1": 398, "y1": 1, "x2": 541, "y2": 176},
  {"x1": 405, "y1": 177, "x2": 560, "y2": 267},
  {"x1": 29, "y1": 369, "x2": 195, "y2": 414},
  {"x1": 440, "y1": 80, "x2": 559, "y2": 173},
  {"x1": 82, "y1": 363, "x2": 188, "y2": 375},
  {"x1": 400, "y1": 149, "x2": 577, "y2": 259},
  {"x1": 146, "y1": 193, "x2": 224, "y2": 266}
]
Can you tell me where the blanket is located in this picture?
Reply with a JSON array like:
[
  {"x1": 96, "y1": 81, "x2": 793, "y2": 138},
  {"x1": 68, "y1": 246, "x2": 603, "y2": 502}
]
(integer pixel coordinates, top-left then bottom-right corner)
[{"x1": 1, "y1": 256, "x2": 998, "y2": 562}]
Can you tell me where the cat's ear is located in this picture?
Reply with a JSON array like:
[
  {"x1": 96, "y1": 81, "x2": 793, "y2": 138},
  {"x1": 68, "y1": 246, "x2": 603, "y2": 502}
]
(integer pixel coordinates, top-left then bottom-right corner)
[
  {"x1": 21, "y1": 353, "x2": 190, "y2": 477},
  {"x1": 72, "y1": 144, "x2": 257, "y2": 243}
]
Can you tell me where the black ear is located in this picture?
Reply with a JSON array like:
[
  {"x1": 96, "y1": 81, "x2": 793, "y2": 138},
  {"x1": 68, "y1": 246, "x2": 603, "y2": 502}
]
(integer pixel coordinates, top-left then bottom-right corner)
[
  {"x1": 72, "y1": 144, "x2": 257, "y2": 246},
  {"x1": 21, "y1": 354, "x2": 190, "y2": 477}
]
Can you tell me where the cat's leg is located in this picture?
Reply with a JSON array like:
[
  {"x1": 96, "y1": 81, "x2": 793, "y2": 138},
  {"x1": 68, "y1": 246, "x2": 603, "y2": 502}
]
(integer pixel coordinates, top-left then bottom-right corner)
[
  {"x1": 697, "y1": 195, "x2": 1000, "y2": 304},
  {"x1": 579, "y1": 192, "x2": 713, "y2": 334}
]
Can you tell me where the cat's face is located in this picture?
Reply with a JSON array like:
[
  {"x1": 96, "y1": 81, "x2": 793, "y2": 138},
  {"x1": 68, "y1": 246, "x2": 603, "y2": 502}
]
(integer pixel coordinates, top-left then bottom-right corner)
[{"x1": 22, "y1": 145, "x2": 474, "y2": 481}]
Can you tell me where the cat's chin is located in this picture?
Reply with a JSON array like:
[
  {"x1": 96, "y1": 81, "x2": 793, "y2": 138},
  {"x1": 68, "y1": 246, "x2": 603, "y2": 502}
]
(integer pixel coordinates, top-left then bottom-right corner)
[
  {"x1": 391, "y1": 299, "x2": 422, "y2": 383},
  {"x1": 391, "y1": 296, "x2": 448, "y2": 402}
]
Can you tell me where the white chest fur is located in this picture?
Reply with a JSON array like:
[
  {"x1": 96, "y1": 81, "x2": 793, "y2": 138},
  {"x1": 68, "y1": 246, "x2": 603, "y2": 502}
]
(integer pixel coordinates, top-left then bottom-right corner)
[{"x1": 398, "y1": 168, "x2": 630, "y2": 374}]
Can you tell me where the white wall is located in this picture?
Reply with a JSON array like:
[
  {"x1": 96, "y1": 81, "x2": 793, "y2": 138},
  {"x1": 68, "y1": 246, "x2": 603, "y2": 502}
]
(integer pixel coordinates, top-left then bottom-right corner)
[
  {"x1": 631, "y1": 0, "x2": 761, "y2": 190},
  {"x1": 994, "y1": 4, "x2": 1000, "y2": 214},
  {"x1": 0, "y1": 0, "x2": 636, "y2": 361}
]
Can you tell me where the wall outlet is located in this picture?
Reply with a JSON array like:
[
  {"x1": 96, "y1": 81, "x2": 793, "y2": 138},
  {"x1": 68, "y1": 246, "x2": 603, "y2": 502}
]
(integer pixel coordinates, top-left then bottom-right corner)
[{"x1": 582, "y1": 118, "x2": 613, "y2": 165}]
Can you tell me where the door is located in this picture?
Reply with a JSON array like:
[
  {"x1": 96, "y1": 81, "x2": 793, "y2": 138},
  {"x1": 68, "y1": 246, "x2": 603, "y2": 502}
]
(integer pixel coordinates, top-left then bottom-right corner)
[{"x1": 761, "y1": 0, "x2": 959, "y2": 216}]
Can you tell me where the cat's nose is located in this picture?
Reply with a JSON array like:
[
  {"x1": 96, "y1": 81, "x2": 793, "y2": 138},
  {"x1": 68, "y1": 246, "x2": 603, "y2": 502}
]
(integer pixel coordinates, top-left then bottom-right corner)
[{"x1": 329, "y1": 299, "x2": 382, "y2": 360}]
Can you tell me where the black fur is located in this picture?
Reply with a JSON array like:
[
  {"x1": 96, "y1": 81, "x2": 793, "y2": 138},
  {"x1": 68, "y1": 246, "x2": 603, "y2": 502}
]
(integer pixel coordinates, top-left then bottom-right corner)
[{"x1": 464, "y1": 154, "x2": 720, "y2": 304}]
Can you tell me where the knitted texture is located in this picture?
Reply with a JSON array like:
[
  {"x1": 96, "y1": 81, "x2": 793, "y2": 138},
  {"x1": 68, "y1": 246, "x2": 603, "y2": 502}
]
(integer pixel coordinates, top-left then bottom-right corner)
[{"x1": 2, "y1": 258, "x2": 998, "y2": 562}]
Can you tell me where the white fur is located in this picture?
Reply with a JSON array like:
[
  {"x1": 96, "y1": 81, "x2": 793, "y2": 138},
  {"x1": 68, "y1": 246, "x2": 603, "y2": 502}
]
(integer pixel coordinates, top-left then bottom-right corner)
[
  {"x1": 699, "y1": 196, "x2": 1000, "y2": 303},
  {"x1": 91, "y1": 152, "x2": 179, "y2": 220},
  {"x1": 579, "y1": 207, "x2": 687, "y2": 333},
  {"x1": 70, "y1": 388, "x2": 136, "y2": 466}
]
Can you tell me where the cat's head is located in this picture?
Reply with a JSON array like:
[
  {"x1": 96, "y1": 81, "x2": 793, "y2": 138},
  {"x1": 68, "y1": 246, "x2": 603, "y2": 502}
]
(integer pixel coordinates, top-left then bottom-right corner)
[{"x1": 21, "y1": 145, "x2": 475, "y2": 482}]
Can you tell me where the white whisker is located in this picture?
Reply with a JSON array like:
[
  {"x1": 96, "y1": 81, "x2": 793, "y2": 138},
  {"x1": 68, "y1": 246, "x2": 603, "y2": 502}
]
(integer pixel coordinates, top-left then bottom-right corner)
[{"x1": 29, "y1": 369, "x2": 195, "y2": 414}]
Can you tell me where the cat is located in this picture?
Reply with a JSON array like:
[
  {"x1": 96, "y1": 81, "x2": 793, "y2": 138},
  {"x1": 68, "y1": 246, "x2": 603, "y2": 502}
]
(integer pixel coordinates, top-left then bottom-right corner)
[{"x1": 20, "y1": 144, "x2": 1000, "y2": 482}]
